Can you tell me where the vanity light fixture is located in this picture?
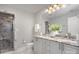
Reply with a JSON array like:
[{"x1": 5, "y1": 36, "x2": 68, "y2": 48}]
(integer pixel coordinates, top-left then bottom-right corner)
[{"x1": 45, "y1": 4, "x2": 66, "y2": 14}]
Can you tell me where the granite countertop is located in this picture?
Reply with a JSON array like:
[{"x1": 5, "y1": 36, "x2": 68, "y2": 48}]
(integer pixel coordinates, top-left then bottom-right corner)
[{"x1": 34, "y1": 35, "x2": 79, "y2": 47}]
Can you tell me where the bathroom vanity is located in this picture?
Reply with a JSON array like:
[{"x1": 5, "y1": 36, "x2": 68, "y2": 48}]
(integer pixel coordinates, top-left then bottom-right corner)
[{"x1": 34, "y1": 35, "x2": 79, "y2": 54}]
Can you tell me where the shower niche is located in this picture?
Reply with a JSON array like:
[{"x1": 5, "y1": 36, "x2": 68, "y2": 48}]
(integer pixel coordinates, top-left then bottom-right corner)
[{"x1": 0, "y1": 12, "x2": 14, "y2": 53}]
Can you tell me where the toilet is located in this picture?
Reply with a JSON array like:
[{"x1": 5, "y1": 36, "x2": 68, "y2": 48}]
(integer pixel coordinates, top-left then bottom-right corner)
[{"x1": 25, "y1": 42, "x2": 34, "y2": 53}]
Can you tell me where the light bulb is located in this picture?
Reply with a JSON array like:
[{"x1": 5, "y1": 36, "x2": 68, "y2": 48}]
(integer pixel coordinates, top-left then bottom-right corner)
[
  {"x1": 59, "y1": 4, "x2": 66, "y2": 8},
  {"x1": 48, "y1": 10, "x2": 52, "y2": 14},
  {"x1": 61, "y1": 5, "x2": 66, "y2": 8},
  {"x1": 56, "y1": 6, "x2": 60, "y2": 10},
  {"x1": 49, "y1": 6, "x2": 53, "y2": 10},
  {"x1": 52, "y1": 9, "x2": 56, "y2": 12},
  {"x1": 53, "y1": 4, "x2": 57, "y2": 8},
  {"x1": 45, "y1": 9, "x2": 48, "y2": 12}
]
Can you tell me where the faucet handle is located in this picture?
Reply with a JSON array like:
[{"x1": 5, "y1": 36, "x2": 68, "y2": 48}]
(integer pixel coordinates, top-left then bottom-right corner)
[{"x1": 65, "y1": 33, "x2": 71, "y2": 39}]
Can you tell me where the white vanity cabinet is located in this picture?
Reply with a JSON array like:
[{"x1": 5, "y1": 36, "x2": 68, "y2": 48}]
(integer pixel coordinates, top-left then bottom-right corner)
[
  {"x1": 34, "y1": 36, "x2": 79, "y2": 54},
  {"x1": 34, "y1": 38, "x2": 48, "y2": 54},
  {"x1": 63, "y1": 44, "x2": 79, "y2": 54},
  {"x1": 41, "y1": 39, "x2": 49, "y2": 54},
  {"x1": 33, "y1": 38, "x2": 43, "y2": 54},
  {"x1": 49, "y1": 41, "x2": 61, "y2": 54},
  {"x1": 34, "y1": 38, "x2": 61, "y2": 54},
  {"x1": 41, "y1": 39, "x2": 61, "y2": 54}
]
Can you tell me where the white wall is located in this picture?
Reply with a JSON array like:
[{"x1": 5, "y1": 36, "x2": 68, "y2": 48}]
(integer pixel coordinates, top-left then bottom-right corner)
[{"x1": 0, "y1": 5, "x2": 34, "y2": 49}]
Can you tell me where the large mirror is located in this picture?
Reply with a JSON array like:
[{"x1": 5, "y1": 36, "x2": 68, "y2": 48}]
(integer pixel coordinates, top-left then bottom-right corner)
[{"x1": 45, "y1": 5, "x2": 79, "y2": 37}]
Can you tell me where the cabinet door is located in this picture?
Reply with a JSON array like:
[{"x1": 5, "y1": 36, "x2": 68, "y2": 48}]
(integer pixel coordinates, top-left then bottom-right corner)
[
  {"x1": 42, "y1": 39, "x2": 50, "y2": 54},
  {"x1": 49, "y1": 41, "x2": 61, "y2": 54},
  {"x1": 34, "y1": 38, "x2": 50, "y2": 54},
  {"x1": 38, "y1": 39, "x2": 46, "y2": 54},
  {"x1": 63, "y1": 44, "x2": 79, "y2": 54},
  {"x1": 34, "y1": 38, "x2": 62, "y2": 54},
  {"x1": 33, "y1": 38, "x2": 43, "y2": 54},
  {"x1": 33, "y1": 38, "x2": 39, "y2": 54}
]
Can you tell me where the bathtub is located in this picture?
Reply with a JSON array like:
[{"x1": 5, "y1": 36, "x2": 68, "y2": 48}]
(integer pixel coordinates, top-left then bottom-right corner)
[{"x1": 3, "y1": 42, "x2": 34, "y2": 54}]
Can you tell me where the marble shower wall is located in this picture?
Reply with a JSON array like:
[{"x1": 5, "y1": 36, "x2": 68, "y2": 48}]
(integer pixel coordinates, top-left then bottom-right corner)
[{"x1": 0, "y1": 12, "x2": 14, "y2": 53}]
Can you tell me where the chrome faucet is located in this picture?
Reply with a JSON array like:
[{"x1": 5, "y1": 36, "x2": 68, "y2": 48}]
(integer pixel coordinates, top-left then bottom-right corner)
[{"x1": 65, "y1": 33, "x2": 71, "y2": 39}]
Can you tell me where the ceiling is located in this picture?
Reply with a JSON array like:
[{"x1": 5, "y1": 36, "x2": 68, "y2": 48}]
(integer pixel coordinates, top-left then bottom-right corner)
[
  {"x1": 0, "y1": 4, "x2": 49, "y2": 14},
  {"x1": 0, "y1": 4, "x2": 79, "y2": 15}
]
